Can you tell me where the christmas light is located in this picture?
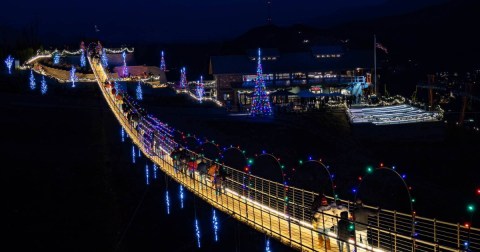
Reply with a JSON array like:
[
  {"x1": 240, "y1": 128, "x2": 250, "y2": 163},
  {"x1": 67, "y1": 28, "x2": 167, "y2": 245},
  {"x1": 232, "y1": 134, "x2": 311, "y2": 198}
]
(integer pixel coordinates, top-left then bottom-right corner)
[
  {"x1": 212, "y1": 209, "x2": 218, "y2": 242},
  {"x1": 160, "y1": 51, "x2": 166, "y2": 71},
  {"x1": 132, "y1": 145, "x2": 136, "y2": 164},
  {"x1": 366, "y1": 166, "x2": 373, "y2": 174},
  {"x1": 195, "y1": 218, "x2": 201, "y2": 248},
  {"x1": 121, "y1": 127, "x2": 125, "y2": 142},
  {"x1": 180, "y1": 185, "x2": 184, "y2": 209},
  {"x1": 53, "y1": 51, "x2": 60, "y2": 65},
  {"x1": 40, "y1": 76, "x2": 47, "y2": 95},
  {"x1": 467, "y1": 204, "x2": 475, "y2": 213},
  {"x1": 265, "y1": 237, "x2": 271, "y2": 252},
  {"x1": 153, "y1": 164, "x2": 157, "y2": 180},
  {"x1": 250, "y1": 48, "x2": 272, "y2": 116},
  {"x1": 80, "y1": 49, "x2": 86, "y2": 67},
  {"x1": 5, "y1": 55, "x2": 14, "y2": 74},
  {"x1": 136, "y1": 81, "x2": 143, "y2": 100},
  {"x1": 145, "y1": 164, "x2": 149, "y2": 185},
  {"x1": 70, "y1": 66, "x2": 78, "y2": 88},
  {"x1": 29, "y1": 70, "x2": 36, "y2": 90},
  {"x1": 138, "y1": 148, "x2": 141, "y2": 157},
  {"x1": 122, "y1": 51, "x2": 128, "y2": 77},
  {"x1": 166, "y1": 189, "x2": 170, "y2": 214},
  {"x1": 101, "y1": 48, "x2": 108, "y2": 67},
  {"x1": 476, "y1": 187, "x2": 480, "y2": 196},
  {"x1": 196, "y1": 76, "x2": 205, "y2": 102},
  {"x1": 179, "y1": 67, "x2": 187, "y2": 89},
  {"x1": 114, "y1": 81, "x2": 119, "y2": 91}
]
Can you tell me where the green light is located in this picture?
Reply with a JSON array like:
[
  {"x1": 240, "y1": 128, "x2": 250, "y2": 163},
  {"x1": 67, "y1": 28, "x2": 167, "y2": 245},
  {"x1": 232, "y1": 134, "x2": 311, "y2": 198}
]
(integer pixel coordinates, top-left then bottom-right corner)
[
  {"x1": 411, "y1": 198, "x2": 416, "y2": 203},
  {"x1": 242, "y1": 150, "x2": 246, "y2": 154},
  {"x1": 348, "y1": 223, "x2": 355, "y2": 231},
  {"x1": 248, "y1": 159, "x2": 253, "y2": 165},
  {"x1": 281, "y1": 165, "x2": 285, "y2": 169},
  {"x1": 299, "y1": 160, "x2": 303, "y2": 165},
  {"x1": 467, "y1": 204, "x2": 476, "y2": 213},
  {"x1": 366, "y1": 166, "x2": 373, "y2": 174}
]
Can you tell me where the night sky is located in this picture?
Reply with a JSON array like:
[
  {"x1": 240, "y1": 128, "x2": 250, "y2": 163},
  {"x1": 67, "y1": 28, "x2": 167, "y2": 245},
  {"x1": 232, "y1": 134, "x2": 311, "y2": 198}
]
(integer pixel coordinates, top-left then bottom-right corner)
[{"x1": 2, "y1": 0, "x2": 448, "y2": 43}]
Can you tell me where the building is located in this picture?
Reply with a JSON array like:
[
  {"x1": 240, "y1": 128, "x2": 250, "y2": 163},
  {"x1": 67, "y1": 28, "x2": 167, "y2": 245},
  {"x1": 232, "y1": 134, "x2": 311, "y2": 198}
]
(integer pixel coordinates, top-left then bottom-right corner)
[{"x1": 209, "y1": 46, "x2": 374, "y2": 111}]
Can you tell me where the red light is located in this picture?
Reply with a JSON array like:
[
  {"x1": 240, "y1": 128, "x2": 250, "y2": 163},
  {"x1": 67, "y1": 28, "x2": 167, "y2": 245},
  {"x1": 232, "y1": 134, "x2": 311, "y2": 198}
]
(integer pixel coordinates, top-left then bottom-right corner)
[
  {"x1": 358, "y1": 176, "x2": 362, "y2": 181},
  {"x1": 380, "y1": 163, "x2": 384, "y2": 167},
  {"x1": 465, "y1": 222, "x2": 470, "y2": 228},
  {"x1": 477, "y1": 188, "x2": 480, "y2": 195}
]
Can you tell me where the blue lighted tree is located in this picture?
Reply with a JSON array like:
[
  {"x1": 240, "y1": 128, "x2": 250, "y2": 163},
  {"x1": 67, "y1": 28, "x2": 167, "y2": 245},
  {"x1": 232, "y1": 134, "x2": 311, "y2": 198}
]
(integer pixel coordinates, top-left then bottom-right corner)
[
  {"x1": 80, "y1": 49, "x2": 86, "y2": 67},
  {"x1": 160, "y1": 50, "x2": 166, "y2": 71},
  {"x1": 41, "y1": 76, "x2": 47, "y2": 95},
  {"x1": 70, "y1": 66, "x2": 78, "y2": 88},
  {"x1": 196, "y1": 75, "x2": 205, "y2": 102},
  {"x1": 53, "y1": 51, "x2": 60, "y2": 65},
  {"x1": 29, "y1": 70, "x2": 36, "y2": 90},
  {"x1": 136, "y1": 81, "x2": 143, "y2": 100},
  {"x1": 122, "y1": 51, "x2": 128, "y2": 77},
  {"x1": 179, "y1": 67, "x2": 187, "y2": 89},
  {"x1": 5, "y1": 55, "x2": 14, "y2": 74},
  {"x1": 101, "y1": 48, "x2": 108, "y2": 67},
  {"x1": 250, "y1": 48, "x2": 272, "y2": 116}
]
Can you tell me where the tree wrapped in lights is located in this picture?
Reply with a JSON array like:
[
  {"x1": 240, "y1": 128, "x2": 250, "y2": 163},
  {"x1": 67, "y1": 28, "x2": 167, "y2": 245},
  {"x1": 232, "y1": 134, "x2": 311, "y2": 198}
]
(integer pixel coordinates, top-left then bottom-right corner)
[
  {"x1": 80, "y1": 49, "x2": 86, "y2": 67},
  {"x1": 136, "y1": 81, "x2": 143, "y2": 101},
  {"x1": 53, "y1": 51, "x2": 60, "y2": 65},
  {"x1": 179, "y1": 67, "x2": 187, "y2": 89},
  {"x1": 250, "y1": 48, "x2": 272, "y2": 116},
  {"x1": 160, "y1": 50, "x2": 166, "y2": 71},
  {"x1": 41, "y1": 76, "x2": 47, "y2": 95},
  {"x1": 29, "y1": 70, "x2": 36, "y2": 90},
  {"x1": 196, "y1": 75, "x2": 205, "y2": 102},
  {"x1": 122, "y1": 51, "x2": 128, "y2": 77},
  {"x1": 70, "y1": 66, "x2": 78, "y2": 88},
  {"x1": 5, "y1": 55, "x2": 14, "y2": 74},
  {"x1": 101, "y1": 48, "x2": 108, "y2": 67}
]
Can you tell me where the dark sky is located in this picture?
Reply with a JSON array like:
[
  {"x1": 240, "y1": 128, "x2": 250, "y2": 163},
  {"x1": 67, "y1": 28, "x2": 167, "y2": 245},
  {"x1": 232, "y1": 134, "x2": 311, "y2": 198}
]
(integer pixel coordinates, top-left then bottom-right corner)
[{"x1": 3, "y1": 0, "x2": 448, "y2": 43}]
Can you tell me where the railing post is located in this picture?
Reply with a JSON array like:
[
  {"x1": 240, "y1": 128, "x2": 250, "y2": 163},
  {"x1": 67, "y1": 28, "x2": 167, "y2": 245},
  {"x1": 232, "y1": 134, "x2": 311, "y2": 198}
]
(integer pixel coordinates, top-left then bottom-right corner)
[
  {"x1": 394, "y1": 210, "x2": 397, "y2": 251},
  {"x1": 457, "y1": 223, "x2": 460, "y2": 250},
  {"x1": 433, "y1": 219, "x2": 437, "y2": 252}
]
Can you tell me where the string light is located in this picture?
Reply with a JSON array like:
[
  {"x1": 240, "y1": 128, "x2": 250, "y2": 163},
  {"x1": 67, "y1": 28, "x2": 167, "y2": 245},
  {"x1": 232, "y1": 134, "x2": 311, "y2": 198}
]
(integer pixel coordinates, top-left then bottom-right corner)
[
  {"x1": 160, "y1": 50, "x2": 166, "y2": 71},
  {"x1": 80, "y1": 49, "x2": 86, "y2": 67},
  {"x1": 122, "y1": 51, "x2": 128, "y2": 77},
  {"x1": 153, "y1": 164, "x2": 157, "y2": 180},
  {"x1": 196, "y1": 76, "x2": 205, "y2": 102},
  {"x1": 138, "y1": 148, "x2": 141, "y2": 157},
  {"x1": 29, "y1": 70, "x2": 36, "y2": 90},
  {"x1": 145, "y1": 164, "x2": 149, "y2": 185},
  {"x1": 114, "y1": 81, "x2": 119, "y2": 91},
  {"x1": 136, "y1": 81, "x2": 143, "y2": 100},
  {"x1": 5, "y1": 55, "x2": 14, "y2": 74},
  {"x1": 53, "y1": 51, "x2": 60, "y2": 65},
  {"x1": 250, "y1": 48, "x2": 272, "y2": 116},
  {"x1": 70, "y1": 66, "x2": 78, "y2": 88},
  {"x1": 166, "y1": 189, "x2": 170, "y2": 214},
  {"x1": 179, "y1": 185, "x2": 184, "y2": 209},
  {"x1": 121, "y1": 127, "x2": 125, "y2": 142},
  {"x1": 265, "y1": 237, "x2": 271, "y2": 252},
  {"x1": 179, "y1": 67, "x2": 187, "y2": 89},
  {"x1": 195, "y1": 218, "x2": 201, "y2": 248},
  {"x1": 40, "y1": 76, "x2": 47, "y2": 95},
  {"x1": 212, "y1": 208, "x2": 218, "y2": 242},
  {"x1": 101, "y1": 48, "x2": 108, "y2": 67},
  {"x1": 132, "y1": 145, "x2": 136, "y2": 164}
]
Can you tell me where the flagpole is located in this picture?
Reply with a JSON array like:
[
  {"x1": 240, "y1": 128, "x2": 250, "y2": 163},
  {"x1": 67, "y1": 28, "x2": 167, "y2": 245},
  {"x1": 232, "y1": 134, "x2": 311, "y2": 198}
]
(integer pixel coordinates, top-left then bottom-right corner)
[{"x1": 374, "y1": 34, "x2": 377, "y2": 95}]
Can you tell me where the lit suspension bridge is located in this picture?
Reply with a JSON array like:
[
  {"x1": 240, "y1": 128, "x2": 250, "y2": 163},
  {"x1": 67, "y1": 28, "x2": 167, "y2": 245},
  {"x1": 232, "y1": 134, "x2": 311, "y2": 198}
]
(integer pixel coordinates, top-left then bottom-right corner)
[{"x1": 30, "y1": 47, "x2": 475, "y2": 252}]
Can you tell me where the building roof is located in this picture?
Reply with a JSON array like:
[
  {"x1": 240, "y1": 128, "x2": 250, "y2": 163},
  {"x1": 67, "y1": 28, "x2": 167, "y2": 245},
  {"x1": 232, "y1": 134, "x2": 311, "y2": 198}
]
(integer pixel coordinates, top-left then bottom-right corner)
[
  {"x1": 210, "y1": 50, "x2": 372, "y2": 75},
  {"x1": 311, "y1": 45, "x2": 344, "y2": 55}
]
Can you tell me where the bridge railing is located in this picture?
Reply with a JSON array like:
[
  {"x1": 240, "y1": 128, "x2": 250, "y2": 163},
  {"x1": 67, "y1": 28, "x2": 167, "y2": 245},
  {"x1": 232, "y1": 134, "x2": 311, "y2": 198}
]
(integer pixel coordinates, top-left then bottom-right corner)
[{"x1": 89, "y1": 56, "x2": 479, "y2": 252}]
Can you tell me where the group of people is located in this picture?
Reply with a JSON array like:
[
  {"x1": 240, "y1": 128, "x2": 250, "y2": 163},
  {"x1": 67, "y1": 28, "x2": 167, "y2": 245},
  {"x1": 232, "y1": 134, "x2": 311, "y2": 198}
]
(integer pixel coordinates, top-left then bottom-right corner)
[
  {"x1": 311, "y1": 194, "x2": 377, "y2": 252},
  {"x1": 170, "y1": 147, "x2": 229, "y2": 195}
]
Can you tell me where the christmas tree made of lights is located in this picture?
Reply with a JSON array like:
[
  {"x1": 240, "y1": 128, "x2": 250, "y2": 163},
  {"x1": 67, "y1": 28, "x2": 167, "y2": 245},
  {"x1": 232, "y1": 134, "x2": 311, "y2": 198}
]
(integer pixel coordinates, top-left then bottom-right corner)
[
  {"x1": 160, "y1": 51, "x2": 166, "y2": 71},
  {"x1": 250, "y1": 48, "x2": 272, "y2": 116},
  {"x1": 179, "y1": 67, "x2": 187, "y2": 89}
]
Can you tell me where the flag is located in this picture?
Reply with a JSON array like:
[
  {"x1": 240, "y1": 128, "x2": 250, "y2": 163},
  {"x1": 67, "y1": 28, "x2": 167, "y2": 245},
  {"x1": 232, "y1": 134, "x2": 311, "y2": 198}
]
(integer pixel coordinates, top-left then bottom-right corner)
[{"x1": 376, "y1": 42, "x2": 388, "y2": 54}]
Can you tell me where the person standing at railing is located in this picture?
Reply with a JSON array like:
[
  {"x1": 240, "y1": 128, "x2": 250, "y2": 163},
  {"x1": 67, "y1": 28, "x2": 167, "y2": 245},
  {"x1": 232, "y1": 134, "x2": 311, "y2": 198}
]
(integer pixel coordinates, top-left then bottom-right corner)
[
  {"x1": 352, "y1": 199, "x2": 376, "y2": 246},
  {"x1": 311, "y1": 193, "x2": 332, "y2": 249},
  {"x1": 197, "y1": 159, "x2": 208, "y2": 188},
  {"x1": 337, "y1": 211, "x2": 352, "y2": 252}
]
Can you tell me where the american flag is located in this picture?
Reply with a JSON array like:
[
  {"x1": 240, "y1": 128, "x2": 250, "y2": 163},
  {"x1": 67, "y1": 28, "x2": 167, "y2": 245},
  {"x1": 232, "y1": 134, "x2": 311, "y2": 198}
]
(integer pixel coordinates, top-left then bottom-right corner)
[{"x1": 376, "y1": 42, "x2": 388, "y2": 54}]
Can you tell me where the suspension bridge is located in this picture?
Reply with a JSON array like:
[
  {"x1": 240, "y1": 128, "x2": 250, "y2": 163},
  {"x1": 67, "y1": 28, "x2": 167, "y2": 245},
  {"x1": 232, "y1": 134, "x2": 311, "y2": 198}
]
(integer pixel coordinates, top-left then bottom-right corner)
[{"x1": 22, "y1": 45, "x2": 479, "y2": 252}]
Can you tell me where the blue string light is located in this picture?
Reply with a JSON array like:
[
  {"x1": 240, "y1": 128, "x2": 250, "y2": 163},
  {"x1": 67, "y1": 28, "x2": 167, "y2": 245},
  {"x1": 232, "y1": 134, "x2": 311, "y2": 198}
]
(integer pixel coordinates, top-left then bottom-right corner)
[
  {"x1": 250, "y1": 48, "x2": 272, "y2": 116},
  {"x1": 5, "y1": 55, "x2": 14, "y2": 74},
  {"x1": 29, "y1": 70, "x2": 36, "y2": 90},
  {"x1": 53, "y1": 52, "x2": 60, "y2": 65},
  {"x1": 136, "y1": 81, "x2": 143, "y2": 101},
  {"x1": 212, "y1": 209, "x2": 218, "y2": 242},
  {"x1": 179, "y1": 185, "x2": 184, "y2": 209},
  {"x1": 121, "y1": 127, "x2": 125, "y2": 142},
  {"x1": 265, "y1": 237, "x2": 271, "y2": 252},
  {"x1": 138, "y1": 148, "x2": 141, "y2": 157},
  {"x1": 101, "y1": 48, "x2": 108, "y2": 67},
  {"x1": 40, "y1": 76, "x2": 47, "y2": 95},
  {"x1": 122, "y1": 51, "x2": 128, "y2": 77},
  {"x1": 132, "y1": 145, "x2": 136, "y2": 164},
  {"x1": 196, "y1": 76, "x2": 205, "y2": 102},
  {"x1": 166, "y1": 189, "x2": 170, "y2": 214},
  {"x1": 160, "y1": 51, "x2": 166, "y2": 71},
  {"x1": 179, "y1": 67, "x2": 187, "y2": 89},
  {"x1": 80, "y1": 49, "x2": 86, "y2": 67},
  {"x1": 145, "y1": 164, "x2": 149, "y2": 185},
  {"x1": 70, "y1": 66, "x2": 77, "y2": 88},
  {"x1": 153, "y1": 164, "x2": 157, "y2": 180},
  {"x1": 195, "y1": 219, "x2": 201, "y2": 248}
]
